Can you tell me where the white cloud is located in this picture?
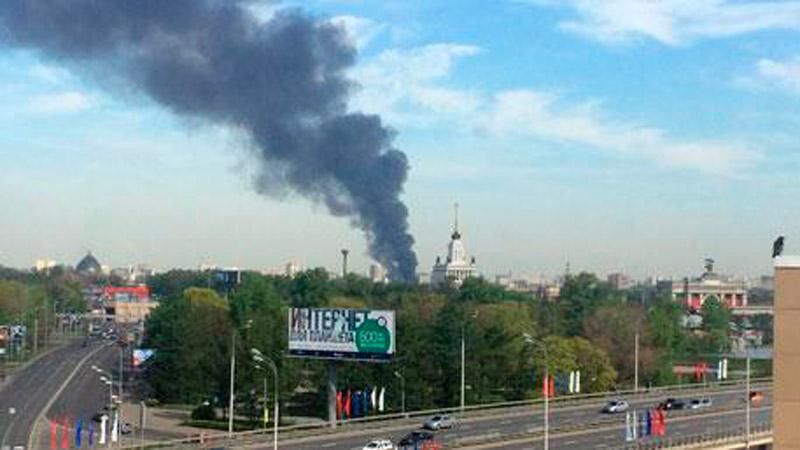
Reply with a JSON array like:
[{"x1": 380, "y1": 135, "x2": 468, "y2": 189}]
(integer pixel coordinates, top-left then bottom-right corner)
[
  {"x1": 526, "y1": 0, "x2": 800, "y2": 45},
  {"x1": 28, "y1": 91, "x2": 93, "y2": 114},
  {"x1": 351, "y1": 44, "x2": 482, "y2": 122},
  {"x1": 754, "y1": 57, "x2": 800, "y2": 94},
  {"x1": 479, "y1": 90, "x2": 758, "y2": 175},
  {"x1": 330, "y1": 15, "x2": 386, "y2": 50},
  {"x1": 352, "y1": 43, "x2": 759, "y2": 175},
  {"x1": 28, "y1": 64, "x2": 72, "y2": 85}
]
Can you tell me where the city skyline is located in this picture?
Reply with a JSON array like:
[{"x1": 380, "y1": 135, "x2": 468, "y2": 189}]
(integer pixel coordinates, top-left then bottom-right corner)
[{"x1": 1, "y1": 1, "x2": 798, "y2": 278}]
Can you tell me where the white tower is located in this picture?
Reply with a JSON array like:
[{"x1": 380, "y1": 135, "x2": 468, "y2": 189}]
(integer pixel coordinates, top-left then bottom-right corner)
[{"x1": 431, "y1": 202, "x2": 478, "y2": 287}]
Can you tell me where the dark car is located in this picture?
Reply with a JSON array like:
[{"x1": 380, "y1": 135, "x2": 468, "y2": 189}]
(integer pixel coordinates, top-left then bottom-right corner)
[
  {"x1": 397, "y1": 431, "x2": 434, "y2": 447},
  {"x1": 659, "y1": 398, "x2": 686, "y2": 410}
]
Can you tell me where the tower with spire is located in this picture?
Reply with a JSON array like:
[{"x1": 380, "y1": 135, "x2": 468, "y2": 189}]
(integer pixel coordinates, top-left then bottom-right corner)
[{"x1": 431, "y1": 202, "x2": 478, "y2": 287}]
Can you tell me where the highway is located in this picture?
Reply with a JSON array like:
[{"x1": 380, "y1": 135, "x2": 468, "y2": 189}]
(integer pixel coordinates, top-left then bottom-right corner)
[
  {"x1": 0, "y1": 338, "x2": 118, "y2": 450},
  {"x1": 227, "y1": 383, "x2": 771, "y2": 450}
]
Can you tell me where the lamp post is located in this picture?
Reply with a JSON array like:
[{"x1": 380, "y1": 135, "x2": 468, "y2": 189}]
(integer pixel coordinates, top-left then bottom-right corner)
[
  {"x1": 460, "y1": 310, "x2": 479, "y2": 415},
  {"x1": 745, "y1": 346, "x2": 751, "y2": 449},
  {"x1": 524, "y1": 333, "x2": 549, "y2": 450},
  {"x1": 228, "y1": 320, "x2": 252, "y2": 437},
  {"x1": 251, "y1": 348, "x2": 279, "y2": 450},
  {"x1": 393, "y1": 371, "x2": 406, "y2": 416}
]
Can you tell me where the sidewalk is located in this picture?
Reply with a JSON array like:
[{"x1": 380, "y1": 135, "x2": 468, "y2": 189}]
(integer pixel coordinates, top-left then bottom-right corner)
[{"x1": 120, "y1": 401, "x2": 212, "y2": 441}]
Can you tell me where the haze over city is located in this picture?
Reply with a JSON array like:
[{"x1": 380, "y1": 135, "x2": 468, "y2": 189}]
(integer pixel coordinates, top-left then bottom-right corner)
[{"x1": 1, "y1": 0, "x2": 798, "y2": 278}]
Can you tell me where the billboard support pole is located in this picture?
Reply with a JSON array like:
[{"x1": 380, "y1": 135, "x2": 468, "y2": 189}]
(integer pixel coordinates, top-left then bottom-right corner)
[{"x1": 328, "y1": 360, "x2": 337, "y2": 428}]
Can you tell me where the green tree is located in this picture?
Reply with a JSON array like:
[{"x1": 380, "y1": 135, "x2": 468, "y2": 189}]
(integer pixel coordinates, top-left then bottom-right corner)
[
  {"x1": 558, "y1": 272, "x2": 620, "y2": 336},
  {"x1": 700, "y1": 296, "x2": 731, "y2": 353}
]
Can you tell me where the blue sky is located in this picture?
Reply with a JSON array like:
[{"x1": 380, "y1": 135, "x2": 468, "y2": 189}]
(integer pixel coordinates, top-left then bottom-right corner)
[{"x1": 1, "y1": 0, "x2": 799, "y2": 279}]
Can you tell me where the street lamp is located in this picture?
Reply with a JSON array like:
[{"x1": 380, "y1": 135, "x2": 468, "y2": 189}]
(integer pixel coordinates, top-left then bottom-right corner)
[
  {"x1": 460, "y1": 310, "x2": 479, "y2": 414},
  {"x1": 251, "y1": 348, "x2": 279, "y2": 450},
  {"x1": 523, "y1": 333, "x2": 549, "y2": 450},
  {"x1": 393, "y1": 371, "x2": 406, "y2": 416},
  {"x1": 228, "y1": 320, "x2": 253, "y2": 437}
]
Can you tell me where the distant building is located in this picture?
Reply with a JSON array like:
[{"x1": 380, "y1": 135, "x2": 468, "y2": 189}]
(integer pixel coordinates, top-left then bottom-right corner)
[
  {"x1": 672, "y1": 259, "x2": 748, "y2": 310},
  {"x1": 100, "y1": 285, "x2": 158, "y2": 324},
  {"x1": 110, "y1": 264, "x2": 154, "y2": 285},
  {"x1": 76, "y1": 251, "x2": 103, "y2": 276},
  {"x1": 285, "y1": 262, "x2": 301, "y2": 278},
  {"x1": 431, "y1": 204, "x2": 478, "y2": 287},
  {"x1": 607, "y1": 272, "x2": 634, "y2": 290},
  {"x1": 33, "y1": 259, "x2": 57, "y2": 272},
  {"x1": 369, "y1": 264, "x2": 388, "y2": 284},
  {"x1": 417, "y1": 272, "x2": 431, "y2": 284}
]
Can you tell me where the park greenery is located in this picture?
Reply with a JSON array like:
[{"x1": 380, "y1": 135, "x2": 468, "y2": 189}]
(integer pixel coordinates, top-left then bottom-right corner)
[
  {"x1": 139, "y1": 269, "x2": 750, "y2": 421},
  {"x1": 0, "y1": 265, "x2": 87, "y2": 357}
]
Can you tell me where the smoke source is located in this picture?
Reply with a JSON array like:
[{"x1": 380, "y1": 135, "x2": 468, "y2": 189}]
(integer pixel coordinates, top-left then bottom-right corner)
[{"x1": 0, "y1": 0, "x2": 418, "y2": 281}]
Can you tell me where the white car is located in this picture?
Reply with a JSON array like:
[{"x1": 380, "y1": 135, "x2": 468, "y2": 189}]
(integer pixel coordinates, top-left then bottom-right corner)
[
  {"x1": 423, "y1": 414, "x2": 455, "y2": 430},
  {"x1": 601, "y1": 399, "x2": 629, "y2": 414},
  {"x1": 363, "y1": 439, "x2": 395, "y2": 450}
]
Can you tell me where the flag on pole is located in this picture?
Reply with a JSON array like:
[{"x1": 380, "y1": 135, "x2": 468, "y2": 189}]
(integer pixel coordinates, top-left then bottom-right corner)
[
  {"x1": 75, "y1": 418, "x2": 82, "y2": 448},
  {"x1": 344, "y1": 389, "x2": 351, "y2": 419},
  {"x1": 371, "y1": 386, "x2": 377, "y2": 411},
  {"x1": 575, "y1": 370, "x2": 581, "y2": 393},
  {"x1": 50, "y1": 419, "x2": 57, "y2": 450},
  {"x1": 61, "y1": 416, "x2": 69, "y2": 449},
  {"x1": 378, "y1": 387, "x2": 385, "y2": 412},
  {"x1": 99, "y1": 415, "x2": 107, "y2": 445},
  {"x1": 336, "y1": 391, "x2": 342, "y2": 419},
  {"x1": 569, "y1": 371, "x2": 575, "y2": 394},
  {"x1": 263, "y1": 403, "x2": 269, "y2": 425},
  {"x1": 549, "y1": 375, "x2": 555, "y2": 399},
  {"x1": 111, "y1": 411, "x2": 119, "y2": 443},
  {"x1": 362, "y1": 389, "x2": 369, "y2": 417}
]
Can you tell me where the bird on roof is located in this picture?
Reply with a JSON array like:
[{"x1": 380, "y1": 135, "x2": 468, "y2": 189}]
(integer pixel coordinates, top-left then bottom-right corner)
[{"x1": 773, "y1": 236, "x2": 785, "y2": 259}]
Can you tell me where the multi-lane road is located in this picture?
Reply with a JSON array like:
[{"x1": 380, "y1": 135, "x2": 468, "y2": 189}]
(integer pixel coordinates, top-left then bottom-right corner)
[
  {"x1": 222, "y1": 383, "x2": 771, "y2": 450},
  {"x1": 0, "y1": 337, "x2": 118, "y2": 450}
]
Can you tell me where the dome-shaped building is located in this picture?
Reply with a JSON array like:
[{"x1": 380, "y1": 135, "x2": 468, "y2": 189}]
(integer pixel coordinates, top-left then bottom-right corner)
[{"x1": 76, "y1": 251, "x2": 102, "y2": 275}]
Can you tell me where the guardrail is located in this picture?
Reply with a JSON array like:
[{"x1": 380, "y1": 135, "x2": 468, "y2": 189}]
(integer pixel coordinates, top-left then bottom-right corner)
[
  {"x1": 117, "y1": 377, "x2": 773, "y2": 449},
  {"x1": 448, "y1": 406, "x2": 772, "y2": 449},
  {"x1": 617, "y1": 423, "x2": 773, "y2": 449}
]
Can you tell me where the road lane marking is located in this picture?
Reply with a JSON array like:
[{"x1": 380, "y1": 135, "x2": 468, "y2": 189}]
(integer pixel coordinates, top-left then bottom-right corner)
[
  {"x1": 27, "y1": 344, "x2": 106, "y2": 450},
  {"x1": 321, "y1": 442, "x2": 337, "y2": 447}
]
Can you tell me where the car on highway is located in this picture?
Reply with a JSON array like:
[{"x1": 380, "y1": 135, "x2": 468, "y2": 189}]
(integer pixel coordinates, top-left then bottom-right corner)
[
  {"x1": 749, "y1": 391, "x2": 764, "y2": 406},
  {"x1": 397, "y1": 430, "x2": 434, "y2": 447},
  {"x1": 659, "y1": 398, "x2": 686, "y2": 410},
  {"x1": 423, "y1": 414, "x2": 455, "y2": 430},
  {"x1": 601, "y1": 399, "x2": 629, "y2": 414},
  {"x1": 689, "y1": 398, "x2": 712, "y2": 409},
  {"x1": 362, "y1": 439, "x2": 396, "y2": 450}
]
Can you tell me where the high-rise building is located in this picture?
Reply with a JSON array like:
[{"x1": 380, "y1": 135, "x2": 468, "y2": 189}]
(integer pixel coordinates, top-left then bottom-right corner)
[
  {"x1": 369, "y1": 263, "x2": 388, "y2": 284},
  {"x1": 774, "y1": 255, "x2": 800, "y2": 447},
  {"x1": 431, "y1": 203, "x2": 478, "y2": 287}
]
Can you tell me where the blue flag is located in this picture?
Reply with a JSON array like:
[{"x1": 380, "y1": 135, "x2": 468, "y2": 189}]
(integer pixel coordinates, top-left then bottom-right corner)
[
  {"x1": 88, "y1": 420, "x2": 94, "y2": 447},
  {"x1": 75, "y1": 419, "x2": 82, "y2": 448}
]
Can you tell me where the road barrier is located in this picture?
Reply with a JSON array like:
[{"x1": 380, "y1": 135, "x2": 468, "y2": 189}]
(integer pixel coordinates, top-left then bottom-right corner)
[{"x1": 116, "y1": 378, "x2": 773, "y2": 449}]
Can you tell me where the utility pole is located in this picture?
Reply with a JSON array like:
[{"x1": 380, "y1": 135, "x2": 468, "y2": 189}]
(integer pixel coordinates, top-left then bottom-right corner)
[
  {"x1": 460, "y1": 323, "x2": 465, "y2": 415},
  {"x1": 228, "y1": 331, "x2": 236, "y2": 437},
  {"x1": 634, "y1": 328, "x2": 639, "y2": 393},
  {"x1": 33, "y1": 315, "x2": 38, "y2": 356},
  {"x1": 746, "y1": 347, "x2": 751, "y2": 449}
]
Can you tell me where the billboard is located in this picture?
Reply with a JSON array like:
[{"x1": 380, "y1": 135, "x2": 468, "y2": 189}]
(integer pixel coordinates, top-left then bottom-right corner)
[
  {"x1": 133, "y1": 349, "x2": 156, "y2": 367},
  {"x1": 288, "y1": 308, "x2": 395, "y2": 362}
]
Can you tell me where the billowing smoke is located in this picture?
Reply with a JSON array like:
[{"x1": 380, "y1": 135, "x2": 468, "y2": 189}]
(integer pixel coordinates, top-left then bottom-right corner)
[{"x1": 0, "y1": 0, "x2": 417, "y2": 280}]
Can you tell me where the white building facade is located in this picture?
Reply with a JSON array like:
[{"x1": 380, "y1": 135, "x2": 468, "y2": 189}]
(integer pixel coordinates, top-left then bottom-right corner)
[{"x1": 431, "y1": 205, "x2": 478, "y2": 287}]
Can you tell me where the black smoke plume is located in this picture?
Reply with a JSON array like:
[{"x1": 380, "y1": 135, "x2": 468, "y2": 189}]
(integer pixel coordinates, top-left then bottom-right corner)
[{"x1": 0, "y1": 0, "x2": 417, "y2": 281}]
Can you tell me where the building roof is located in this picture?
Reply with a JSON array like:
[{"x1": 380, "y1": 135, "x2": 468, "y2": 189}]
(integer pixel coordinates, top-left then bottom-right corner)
[{"x1": 76, "y1": 251, "x2": 102, "y2": 274}]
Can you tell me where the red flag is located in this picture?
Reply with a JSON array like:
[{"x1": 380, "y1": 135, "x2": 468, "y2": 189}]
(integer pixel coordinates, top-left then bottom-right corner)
[
  {"x1": 542, "y1": 375, "x2": 548, "y2": 397},
  {"x1": 344, "y1": 390, "x2": 352, "y2": 419},
  {"x1": 50, "y1": 419, "x2": 57, "y2": 450},
  {"x1": 549, "y1": 376, "x2": 555, "y2": 398},
  {"x1": 336, "y1": 391, "x2": 342, "y2": 419},
  {"x1": 61, "y1": 416, "x2": 69, "y2": 449}
]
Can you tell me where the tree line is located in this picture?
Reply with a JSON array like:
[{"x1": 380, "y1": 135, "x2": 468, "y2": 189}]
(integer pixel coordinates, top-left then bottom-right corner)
[{"x1": 141, "y1": 269, "x2": 737, "y2": 422}]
